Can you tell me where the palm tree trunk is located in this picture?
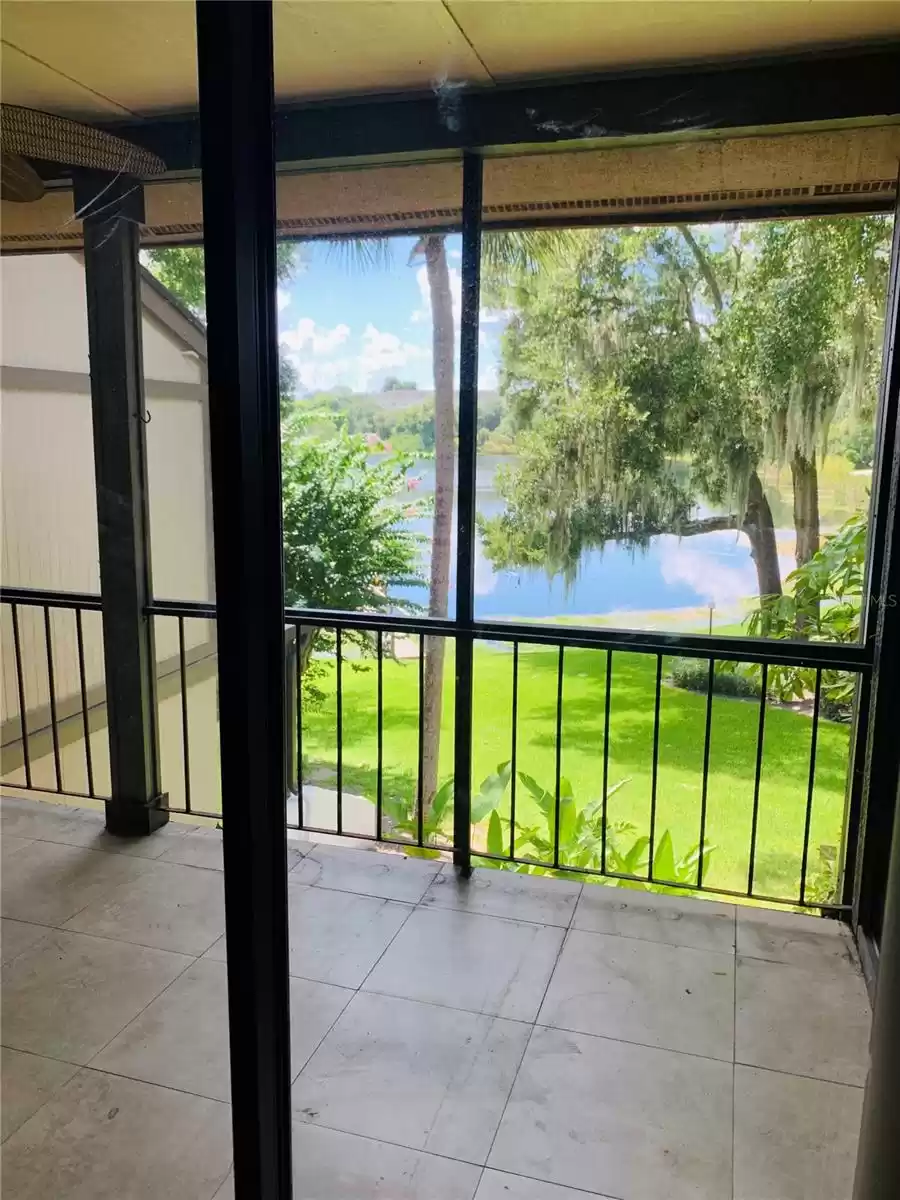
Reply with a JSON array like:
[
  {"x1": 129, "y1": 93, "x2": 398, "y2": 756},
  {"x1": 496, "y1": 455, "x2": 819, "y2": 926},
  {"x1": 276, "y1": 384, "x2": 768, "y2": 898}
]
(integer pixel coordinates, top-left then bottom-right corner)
[
  {"x1": 742, "y1": 470, "x2": 783, "y2": 601},
  {"x1": 421, "y1": 235, "x2": 455, "y2": 811}
]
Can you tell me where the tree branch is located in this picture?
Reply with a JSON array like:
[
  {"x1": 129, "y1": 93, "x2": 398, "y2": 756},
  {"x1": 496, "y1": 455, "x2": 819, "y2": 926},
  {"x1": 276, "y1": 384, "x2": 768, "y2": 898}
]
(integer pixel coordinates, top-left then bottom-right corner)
[{"x1": 677, "y1": 226, "x2": 724, "y2": 313}]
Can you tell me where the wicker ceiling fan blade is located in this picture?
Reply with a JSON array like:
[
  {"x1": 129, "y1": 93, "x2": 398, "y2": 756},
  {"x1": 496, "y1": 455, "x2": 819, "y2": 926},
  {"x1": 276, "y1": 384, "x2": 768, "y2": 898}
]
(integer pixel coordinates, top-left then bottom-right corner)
[
  {"x1": 1, "y1": 151, "x2": 45, "y2": 202},
  {"x1": 0, "y1": 104, "x2": 165, "y2": 178}
]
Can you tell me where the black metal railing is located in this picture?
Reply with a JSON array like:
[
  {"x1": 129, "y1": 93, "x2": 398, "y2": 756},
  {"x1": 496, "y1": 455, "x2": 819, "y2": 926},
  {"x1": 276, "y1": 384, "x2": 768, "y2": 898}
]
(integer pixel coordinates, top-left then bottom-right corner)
[
  {"x1": 1, "y1": 588, "x2": 106, "y2": 802},
  {"x1": 2, "y1": 585, "x2": 871, "y2": 911}
]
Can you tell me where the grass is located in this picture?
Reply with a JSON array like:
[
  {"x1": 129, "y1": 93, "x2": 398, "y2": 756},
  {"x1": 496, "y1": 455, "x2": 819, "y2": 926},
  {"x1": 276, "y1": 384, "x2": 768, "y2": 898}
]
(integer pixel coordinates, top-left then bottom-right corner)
[{"x1": 301, "y1": 641, "x2": 851, "y2": 903}]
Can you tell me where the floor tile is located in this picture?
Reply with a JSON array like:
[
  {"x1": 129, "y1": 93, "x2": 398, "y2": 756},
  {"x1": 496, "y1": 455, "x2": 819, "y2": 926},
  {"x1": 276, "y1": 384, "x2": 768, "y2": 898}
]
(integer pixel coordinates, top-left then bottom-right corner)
[
  {"x1": 539, "y1": 928, "x2": 734, "y2": 1060},
  {"x1": 1, "y1": 1048, "x2": 77, "y2": 1142},
  {"x1": 293, "y1": 991, "x2": 530, "y2": 1164},
  {"x1": 363, "y1": 906, "x2": 563, "y2": 1022},
  {"x1": 423, "y1": 866, "x2": 581, "y2": 927},
  {"x1": 737, "y1": 906, "x2": 857, "y2": 969},
  {"x1": 1, "y1": 918, "x2": 52, "y2": 964},
  {"x1": 64, "y1": 859, "x2": 225, "y2": 955},
  {"x1": 2, "y1": 928, "x2": 192, "y2": 1064},
  {"x1": 1, "y1": 835, "x2": 34, "y2": 858},
  {"x1": 1, "y1": 796, "x2": 85, "y2": 843},
  {"x1": 159, "y1": 826, "x2": 307, "y2": 873},
  {"x1": 574, "y1": 884, "x2": 736, "y2": 952},
  {"x1": 489, "y1": 1025, "x2": 733, "y2": 1200},
  {"x1": 93, "y1": 959, "x2": 351, "y2": 1101},
  {"x1": 291, "y1": 843, "x2": 441, "y2": 903},
  {"x1": 736, "y1": 955, "x2": 870, "y2": 1085},
  {"x1": 734, "y1": 1064, "x2": 864, "y2": 1200},
  {"x1": 1, "y1": 838, "x2": 154, "y2": 926},
  {"x1": 476, "y1": 1171, "x2": 614, "y2": 1199},
  {"x1": 1, "y1": 797, "x2": 189, "y2": 859},
  {"x1": 0, "y1": 1068, "x2": 232, "y2": 1199},
  {"x1": 158, "y1": 826, "x2": 227, "y2": 871},
  {"x1": 283, "y1": 884, "x2": 411, "y2": 987},
  {"x1": 213, "y1": 1122, "x2": 482, "y2": 1200}
]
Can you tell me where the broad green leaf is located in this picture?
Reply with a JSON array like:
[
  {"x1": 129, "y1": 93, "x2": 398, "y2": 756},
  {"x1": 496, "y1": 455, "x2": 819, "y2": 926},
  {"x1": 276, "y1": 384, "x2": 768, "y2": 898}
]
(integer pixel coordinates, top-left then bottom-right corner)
[
  {"x1": 517, "y1": 771, "x2": 553, "y2": 815},
  {"x1": 652, "y1": 830, "x2": 676, "y2": 882},
  {"x1": 472, "y1": 761, "x2": 511, "y2": 823},
  {"x1": 431, "y1": 778, "x2": 453, "y2": 823},
  {"x1": 487, "y1": 810, "x2": 505, "y2": 858}
]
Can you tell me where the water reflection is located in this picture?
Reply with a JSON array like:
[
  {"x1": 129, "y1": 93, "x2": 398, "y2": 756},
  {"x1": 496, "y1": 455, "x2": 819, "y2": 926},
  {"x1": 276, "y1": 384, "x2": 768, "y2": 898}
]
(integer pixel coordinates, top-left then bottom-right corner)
[{"x1": 388, "y1": 455, "x2": 870, "y2": 632}]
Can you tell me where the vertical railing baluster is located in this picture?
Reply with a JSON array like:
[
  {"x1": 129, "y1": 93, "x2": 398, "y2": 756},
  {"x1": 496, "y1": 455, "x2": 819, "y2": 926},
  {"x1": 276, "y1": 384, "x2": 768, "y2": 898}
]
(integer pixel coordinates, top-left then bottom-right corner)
[
  {"x1": 10, "y1": 604, "x2": 32, "y2": 789},
  {"x1": 43, "y1": 606, "x2": 62, "y2": 792},
  {"x1": 799, "y1": 668, "x2": 823, "y2": 905},
  {"x1": 553, "y1": 644, "x2": 564, "y2": 869},
  {"x1": 376, "y1": 630, "x2": 384, "y2": 841},
  {"x1": 697, "y1": 657, "x2": 715, "y2": 888},
  {"x1": 747, "y1": 662, "x2": 769, "y2": 896},
  {"x1": 648, "y1": 653, "x2": 663, "y2": 880},
  {"x1": 178, "y1": 616, "x2": 192, "y2": 815},
  {"x1": 601, "y1": 648, "x2": 612, "y2": 875},
  {"x1": 295, "y1": 624, "x2": 304, "y2": 830},
  {"x1": 417, "y1": 635, "x2": 425, "y2": 847},
  {"x1": 75, "y1": 609, "x2": 95, "y2": 798},
  {"x1": 509, "y1": 641, "x2": 519, "y2": 860},
  {"x1": 336, "y1": 627, "x2": 343, "y2": 836}
]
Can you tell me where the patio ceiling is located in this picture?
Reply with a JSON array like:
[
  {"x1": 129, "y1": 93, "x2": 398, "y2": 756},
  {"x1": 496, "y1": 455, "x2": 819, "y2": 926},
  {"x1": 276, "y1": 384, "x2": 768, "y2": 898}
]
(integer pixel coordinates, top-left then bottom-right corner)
[{"x1": 2, "y1": 0, "x2": 900, "y2": 117}]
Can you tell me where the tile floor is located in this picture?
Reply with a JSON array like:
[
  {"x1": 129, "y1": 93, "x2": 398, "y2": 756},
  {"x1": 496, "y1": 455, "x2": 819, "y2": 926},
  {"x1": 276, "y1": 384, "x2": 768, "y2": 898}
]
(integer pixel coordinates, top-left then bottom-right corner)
[{"x1": 1, "y1": 794, "x2": 871, "y2": 1199}]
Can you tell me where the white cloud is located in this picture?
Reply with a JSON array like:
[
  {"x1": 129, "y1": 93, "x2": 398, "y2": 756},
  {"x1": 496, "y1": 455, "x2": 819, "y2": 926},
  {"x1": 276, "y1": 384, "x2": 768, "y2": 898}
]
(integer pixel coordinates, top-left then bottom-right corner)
[
  {"x1": 277, "y1": 287, "x2": 291, "y2": 314},
  {"x1": 280, "y1": 316, "x2": 350, "y2": 356},
  {"x1": 284, "y1": 352, "x2": 354, "y2": 394},
  {"x1": 358, "y1": 323, "x2": 428, "y2": 389}
]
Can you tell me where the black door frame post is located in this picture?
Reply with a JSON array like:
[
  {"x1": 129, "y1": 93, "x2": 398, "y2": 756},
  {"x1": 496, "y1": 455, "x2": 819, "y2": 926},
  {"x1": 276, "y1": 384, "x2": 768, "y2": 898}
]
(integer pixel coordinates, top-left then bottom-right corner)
[
  {"x1": 852, "y1": 187, "x2": 900, "y2": 1197},
  {"x1": 76, "y1": 170, "x2": 167, "y2": 836},
  {"x1": 853, "y1": 785, "x2": 900, "y2": 1199},
  {"x1": 852, "y1": 195, "x2": 900, "y2": 951},
  {"x1": 195, "y1": 3, "x2": 293, "y2": 1198},
  {"x1": 452, "y1": 151, "x2": 483, "y2": 876}
]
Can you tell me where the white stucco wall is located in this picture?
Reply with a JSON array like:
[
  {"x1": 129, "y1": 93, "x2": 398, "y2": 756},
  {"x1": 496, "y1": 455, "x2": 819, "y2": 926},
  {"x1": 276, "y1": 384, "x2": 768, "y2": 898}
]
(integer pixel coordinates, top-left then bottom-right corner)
[{"x1": 1, "y1": 252, "x2": 216, "y2": 805}]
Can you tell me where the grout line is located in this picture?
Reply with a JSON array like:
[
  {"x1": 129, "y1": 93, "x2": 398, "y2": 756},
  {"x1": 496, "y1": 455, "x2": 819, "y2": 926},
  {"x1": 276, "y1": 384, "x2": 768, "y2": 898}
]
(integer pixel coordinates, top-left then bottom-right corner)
[
  {"x1": 733, "y1": 1058, "x2": 866, "y2": 1090},
  {"x1": 357, "y1": 985, "x2": 536, "y2": 1027},
  {"x1": 530, "y1": 1019, "x2": 735, "y2": 1067},
  {"x1": 479, "y1": 896, "x2": 574, "y2": 1175},
  {"x1": 76, "y1": 1060, "x2": 231, "y2": 1107},
  {"x1": 82, "y1": 952, "x2": 201, "y2": 1067}
]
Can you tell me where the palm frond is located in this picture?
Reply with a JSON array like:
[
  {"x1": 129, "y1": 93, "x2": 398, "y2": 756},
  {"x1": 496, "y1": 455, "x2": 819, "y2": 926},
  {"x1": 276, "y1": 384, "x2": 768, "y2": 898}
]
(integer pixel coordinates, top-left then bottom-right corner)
[
  {"x1": 324, "y1": 236, "x2": 394, "y2": 273},
  {"x1": 482, "y1": 228, "x2": 579, "y2": 278}
]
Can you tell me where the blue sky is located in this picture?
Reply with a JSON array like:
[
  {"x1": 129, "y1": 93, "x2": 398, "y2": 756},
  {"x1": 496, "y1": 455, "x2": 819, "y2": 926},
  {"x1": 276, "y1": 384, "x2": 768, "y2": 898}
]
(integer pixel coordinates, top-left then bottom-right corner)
[{"x1": 277, "y1": 233, "x2": 503, "y2": 396}]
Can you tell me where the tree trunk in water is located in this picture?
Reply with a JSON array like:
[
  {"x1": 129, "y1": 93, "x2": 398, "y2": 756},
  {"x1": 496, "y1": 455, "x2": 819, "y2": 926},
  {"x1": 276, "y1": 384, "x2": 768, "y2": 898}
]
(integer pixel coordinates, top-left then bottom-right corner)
[
  {"x1": 742, "y1": 470, "x2": 782, "y2": 603},
  {"x1": 421, "y1": 235, "x2": 455, "y2": 812},
  {"x1": 791, "y1": 450, "x2": 820, "y2": 569}
]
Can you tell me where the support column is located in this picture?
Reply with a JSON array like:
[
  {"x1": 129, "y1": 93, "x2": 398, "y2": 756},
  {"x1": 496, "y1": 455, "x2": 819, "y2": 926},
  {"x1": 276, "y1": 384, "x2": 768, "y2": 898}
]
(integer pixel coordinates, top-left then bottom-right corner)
[
  {"x1": 195, "y1": 3, "x2": 292, "y2": 1198},
  {"x1": 852, "y1": 188, "x2": 900, "y2": 1198},
  {"x1": 853, "y1": 778, "x2": 900, "y2": 1199},
  {"x1": 75, "y1": 171, "x2": 167, "y2": 836}
]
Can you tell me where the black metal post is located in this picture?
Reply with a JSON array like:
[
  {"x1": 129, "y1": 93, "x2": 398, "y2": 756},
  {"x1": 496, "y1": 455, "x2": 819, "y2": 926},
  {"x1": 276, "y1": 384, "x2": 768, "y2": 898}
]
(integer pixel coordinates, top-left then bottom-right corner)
[
  {"x1": 853, "y1": 192, "x2": 900, "y2": 942},
  {"x1": 196, "y1": 4, "x2": 292, "y2": 1199},
  {"x1": 853, "y1": 775, "x2": 900, "y2": 1200},
  {"x1": 453, "y1": 151, "x2": 483, "y2": 876},
  {"x1": 75, "y1": 170, "x2": 167, "y2": 836}
]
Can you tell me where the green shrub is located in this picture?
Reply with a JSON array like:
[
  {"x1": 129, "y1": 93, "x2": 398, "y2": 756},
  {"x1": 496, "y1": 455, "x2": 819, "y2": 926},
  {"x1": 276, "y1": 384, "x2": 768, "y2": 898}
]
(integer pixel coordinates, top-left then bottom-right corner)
[{"x1": 669, "y1": 658, "x2": 760, "y2": 700}]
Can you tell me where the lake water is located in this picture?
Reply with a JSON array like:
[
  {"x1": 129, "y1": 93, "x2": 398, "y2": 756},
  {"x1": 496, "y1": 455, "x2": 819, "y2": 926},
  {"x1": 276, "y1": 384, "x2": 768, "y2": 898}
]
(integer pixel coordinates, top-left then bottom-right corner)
[{"x1": 389, "y1": 455, "x2": 871, "y2": 630}]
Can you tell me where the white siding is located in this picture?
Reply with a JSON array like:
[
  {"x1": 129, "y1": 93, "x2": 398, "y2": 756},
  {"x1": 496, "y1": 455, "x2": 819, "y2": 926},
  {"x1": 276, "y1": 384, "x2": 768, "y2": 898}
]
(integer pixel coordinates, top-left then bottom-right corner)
[{"x1": 1, "y1": 253, "x2": 215, "y2": 793}]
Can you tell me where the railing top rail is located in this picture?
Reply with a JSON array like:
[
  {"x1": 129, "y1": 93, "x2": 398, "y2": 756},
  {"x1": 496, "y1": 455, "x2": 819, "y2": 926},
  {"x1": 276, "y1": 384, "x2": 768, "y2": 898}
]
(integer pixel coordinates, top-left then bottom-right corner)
[
  {"x1": 0, "y1": 586, "x2": 103, "y2": 612},
  {"x1": 148, "y1": 596, "x2": 876, "y2": 671},
  {"x1": 2, "y1": 588, "x2": 868, "y2": 673}
]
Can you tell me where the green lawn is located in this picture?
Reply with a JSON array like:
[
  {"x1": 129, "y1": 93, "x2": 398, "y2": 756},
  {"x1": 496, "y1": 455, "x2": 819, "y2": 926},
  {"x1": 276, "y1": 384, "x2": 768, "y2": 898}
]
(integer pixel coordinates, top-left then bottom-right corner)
[{"x1": 301, "y1": 642, "x2": 851, "y2": 902}]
